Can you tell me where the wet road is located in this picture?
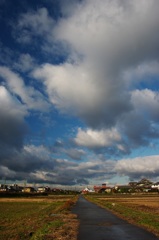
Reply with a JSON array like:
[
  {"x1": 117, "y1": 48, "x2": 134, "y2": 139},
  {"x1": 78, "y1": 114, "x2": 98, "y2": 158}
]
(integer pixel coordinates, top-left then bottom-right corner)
[{"x1": 72, "y1": 196, "x2": 159, "y2": 240}]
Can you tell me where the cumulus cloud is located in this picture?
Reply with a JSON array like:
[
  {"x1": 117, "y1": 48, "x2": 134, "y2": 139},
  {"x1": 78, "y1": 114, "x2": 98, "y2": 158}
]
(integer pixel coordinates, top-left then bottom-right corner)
[
  {"x1": 0, "y1": 66, "x2": 50, "y2": 111},
  {"x1": 14, "y1": 7, "x2": 54, "y2": 44},
  {"x1": 115, "y1": 155, "x2": 159, "y2": 179},
  {"x1": 55, "y1": 0, "x2": 159, "y2": 70},
  {"x1": 13, "y1": 53, "x2": 36, "y2": 72},
  {"x1": 75, "y1": 128, "x2": 121, "y2": 148},
  {"x1": 32, "y1": 0, "x2": 159, "y2": 133},
  {"x1": 131, "y1": 89, "x2": 159, "y2": 121},
  {"x1": 1, "y1": 0, "x2": 159, "y2": 185},
  {"x1": 13, "y1": 6, "x2": 69, "y2": 58},
  {"x1": 123, "y1": 61, "x2": 159, "y2": 84},
  {"x1": 33, "y1": 61, "x2": 131, "y2": 128}
]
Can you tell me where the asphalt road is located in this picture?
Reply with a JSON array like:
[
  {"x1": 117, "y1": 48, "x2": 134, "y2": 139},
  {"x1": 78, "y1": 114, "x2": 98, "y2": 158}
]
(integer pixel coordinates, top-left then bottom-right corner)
[{"x1": 72, "y1": 196, "x2": 159, "y2": 240}]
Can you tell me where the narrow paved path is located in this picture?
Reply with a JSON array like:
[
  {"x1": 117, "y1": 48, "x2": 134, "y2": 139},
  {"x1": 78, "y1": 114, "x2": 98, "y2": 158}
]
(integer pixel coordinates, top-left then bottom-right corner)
[{"x1": 72, "y1": 196, "x2": 159, "y2": 240}]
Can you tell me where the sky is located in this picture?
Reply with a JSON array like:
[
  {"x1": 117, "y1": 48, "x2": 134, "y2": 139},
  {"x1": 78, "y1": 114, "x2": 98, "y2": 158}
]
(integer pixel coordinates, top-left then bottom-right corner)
[{"x1": 0, "y1": 0, "x2": 159, "y2": 187}]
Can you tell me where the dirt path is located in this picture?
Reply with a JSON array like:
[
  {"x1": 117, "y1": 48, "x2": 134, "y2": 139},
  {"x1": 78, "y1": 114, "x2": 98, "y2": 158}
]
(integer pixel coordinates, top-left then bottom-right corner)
[{"x1": 72, "y1": 196, "x2": 159, "y2": 240}]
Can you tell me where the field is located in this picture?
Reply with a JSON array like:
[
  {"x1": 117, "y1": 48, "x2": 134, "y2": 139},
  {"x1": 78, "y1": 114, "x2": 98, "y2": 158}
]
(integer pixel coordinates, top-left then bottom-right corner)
[
  {"x1": 86, "y1": 193, "x2": 159, "y2": 237},
  {"x1": 0, "y1": 195, "x2": 78, "y2": 240}
]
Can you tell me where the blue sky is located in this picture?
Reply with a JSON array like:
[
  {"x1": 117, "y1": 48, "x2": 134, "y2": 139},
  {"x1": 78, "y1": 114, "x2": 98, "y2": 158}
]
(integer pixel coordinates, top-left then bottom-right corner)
[{"x1": 0, "y1": 0, "x2": 159, "y2": 187}]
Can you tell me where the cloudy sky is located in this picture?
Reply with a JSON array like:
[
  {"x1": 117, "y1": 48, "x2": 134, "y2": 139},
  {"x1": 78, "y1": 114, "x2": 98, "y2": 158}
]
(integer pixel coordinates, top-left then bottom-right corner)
[{"x1": 1, "y1": 0, "x2": 159, "y2": 187}]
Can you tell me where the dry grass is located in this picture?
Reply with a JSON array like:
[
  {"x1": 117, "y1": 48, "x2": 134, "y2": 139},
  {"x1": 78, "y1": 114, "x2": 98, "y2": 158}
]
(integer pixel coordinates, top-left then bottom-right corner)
[
  {"x1": 99, "y1": 195, "x2": 159, "y2": 213},
  {"x1": 86, "y1": 194, "x2": 159, "y2": 237},
  {"x1": 0, "y1": 195, "x2": 79, "y2": 240},
  {"x1": 50, "y1": 213, "x2": 79, "y2": 240},
  {"x1": 0, "y1": 197, "x2": 72, "y2": 203}
]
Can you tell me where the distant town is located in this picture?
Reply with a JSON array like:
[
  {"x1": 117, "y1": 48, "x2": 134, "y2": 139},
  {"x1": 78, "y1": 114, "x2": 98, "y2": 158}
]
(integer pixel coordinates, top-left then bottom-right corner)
[
  {"x1": 0, "y1": 178, "x2": 159, "y2": 195},
  {"x1": 82, "y1": 178, "x2": 159, "y2": 194},
  {"x1": 0, "y1": 184, "x2": 77, "y2": 195}
]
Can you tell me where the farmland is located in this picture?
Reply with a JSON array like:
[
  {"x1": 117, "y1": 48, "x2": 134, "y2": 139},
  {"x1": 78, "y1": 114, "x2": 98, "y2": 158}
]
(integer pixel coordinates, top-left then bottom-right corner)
[
  {"x1": 86, "y1": 193, "x2": 159, "y2": 237},
  {"x1": 1, "y1": 193, "x2": 159, "y2": 239},
  {"x1": 0, "y1": 195, "x2": 78, "y2": 240}
]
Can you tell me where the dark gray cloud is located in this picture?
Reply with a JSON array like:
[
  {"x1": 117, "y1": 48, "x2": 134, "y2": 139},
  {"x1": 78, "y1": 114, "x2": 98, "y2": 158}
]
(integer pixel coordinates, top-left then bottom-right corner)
[
  {"x1": 119, "y1": 110, "x2": 159, "y2": 149},
  {"x1": 0, "y1": 115, "x2": 27, "y2": 150},
  {"x1": 0, "y1": 143, "x2": 116, "y2": 185},
  {"x1": 0, "y1": 86, "x2": 28, "y2": 150}
]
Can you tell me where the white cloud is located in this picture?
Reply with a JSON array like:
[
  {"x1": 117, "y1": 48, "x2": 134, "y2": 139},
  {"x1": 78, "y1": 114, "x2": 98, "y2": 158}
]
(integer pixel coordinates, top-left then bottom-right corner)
[
  {"x1": 131, "y1": 89, "x2": 159, "y2": 121},
  {"x1": 0, "y1": 85, "x2": 27, "y2": 118},
  {"x1": 55, "y1": 0, "x2": 159, "y2": 69},
  {"x1": 33, "y1": 0, "x2": 159, "y2": 131},
  {"x1": 15, "y1": 7, "x2": 54, "y2": 43},
  {"x1": 0, "y1": 66, "x2": 50, "y2": 111},
  {"x1": 115, "y1": 155, "x2": 159, "y2": 177},
  {"x1": 123, "y1": 61, "x2": 159, "y2": 83},
  {"x1": 24, "y1": 145, "x2": 50, "y2": 159},
  {"x1": 33, "y1": 62, "x2": 103, "y2": 112},
  {"x1": 13, "y1": 53, "x2": 36, "y2": 72},
  {"x1": 33, "y1": 60, "x2": 131, "y2": 128},
  {"x1": 75, "y1": 127, "x2": 121, "y2": 148}
]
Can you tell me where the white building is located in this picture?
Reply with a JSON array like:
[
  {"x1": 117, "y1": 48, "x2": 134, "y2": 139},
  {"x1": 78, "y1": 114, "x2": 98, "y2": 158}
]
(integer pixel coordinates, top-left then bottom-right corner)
[{"x1": 151, "y1": 182, "x2": 159, "y2": 189}]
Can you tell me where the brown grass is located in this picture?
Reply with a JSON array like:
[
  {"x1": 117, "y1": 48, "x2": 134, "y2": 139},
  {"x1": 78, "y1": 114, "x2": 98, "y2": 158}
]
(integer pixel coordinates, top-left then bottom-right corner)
[
  {"x1": 0, "y1": 195, "x2": 79, "y2": 240},
  {"x1": 50, "y1": 213, "x2": 79, "y2": 240},
  {"x1": 99, "y1": 195, "x2": 159, "y2": 213},
  {"x1": 0, "y1": 194, "x2": 76, "y2": 202},
  {"x1": 86, "y1": 194, "x2": 159, "y2": 237}
]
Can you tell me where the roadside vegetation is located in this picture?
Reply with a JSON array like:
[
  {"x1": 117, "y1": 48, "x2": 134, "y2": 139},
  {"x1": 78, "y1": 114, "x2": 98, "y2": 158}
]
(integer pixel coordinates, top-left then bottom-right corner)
[
  {"x1": 0, "y1": 195, "x2": 79, "y2": 240},
  {"x1": 85, "y1": 193, "x2": 159, "y2": 237}
]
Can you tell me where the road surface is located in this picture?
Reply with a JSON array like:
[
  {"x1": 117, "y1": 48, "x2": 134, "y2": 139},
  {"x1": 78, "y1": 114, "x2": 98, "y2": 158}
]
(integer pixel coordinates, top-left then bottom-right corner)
[{"x1": 72, "y1": 196, "x2": 159, "y2": 240}]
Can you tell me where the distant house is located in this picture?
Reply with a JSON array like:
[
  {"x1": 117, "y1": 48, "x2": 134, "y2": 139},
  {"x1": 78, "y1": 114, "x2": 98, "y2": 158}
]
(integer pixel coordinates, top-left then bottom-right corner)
[
  {"x1": 82, "y1": 187, "x2": 94, "y2": 194},
  {"x1": 116, "y1": 178, "x2": 157, "y2": 193},
  {"x1": 105, "y1": 187, "x2": 112, "y2": 193},
  {"x1": 94, "y1": 183, "x2": 112, "y2": 193},
  {"x1": 82, "y1": 187, "x2": 90, "y2": 194},
  {"x1": 0, "y1": 184, "x2": 24, "y2": 192},
  {"x1": 37, "y1": 187, "x2": 46, "y2": 193},
  {"x1": 0, "y1": 184, "x2": 8, "y2": 192},
  {"x1": 94, "y1": 183, "x2": 106, "y2": 193},
  {"x1": 22, "y1": 187, "x2": 36, "y2": 193},
  {"x1": 151, "y1": 182, "x2": 159, "y2": 189},
  {"x1": 37, "y1": 186, "x2": 50, "y2": 193},
  {"x1": 137, "y1": 178, "x2": 153, "y2": 187}
]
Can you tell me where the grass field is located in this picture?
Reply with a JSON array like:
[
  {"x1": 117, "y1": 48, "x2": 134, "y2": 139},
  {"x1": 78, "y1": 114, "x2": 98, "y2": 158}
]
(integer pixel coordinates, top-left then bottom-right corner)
[
  {"x1": 86, "y1": 193, "x2": 159, "y2": 237},
  {"x1": 0, "y1": 195, "x2": 78, "y2": 240}
]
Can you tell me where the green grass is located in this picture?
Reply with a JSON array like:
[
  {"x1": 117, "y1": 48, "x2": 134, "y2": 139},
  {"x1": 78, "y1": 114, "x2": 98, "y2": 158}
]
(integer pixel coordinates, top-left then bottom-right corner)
[{"x1": 30, "y1": 220, "x2": 64, "y2": 240}]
